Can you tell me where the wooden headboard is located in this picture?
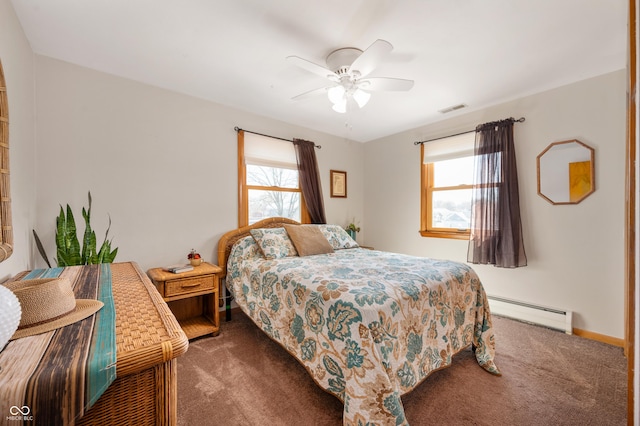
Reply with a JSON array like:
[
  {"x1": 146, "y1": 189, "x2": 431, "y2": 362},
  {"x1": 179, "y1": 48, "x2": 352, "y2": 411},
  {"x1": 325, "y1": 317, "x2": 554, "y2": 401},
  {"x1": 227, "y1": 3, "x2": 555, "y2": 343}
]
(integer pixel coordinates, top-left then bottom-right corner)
[{"x1": 216, "y1": 217, "x2": 300, "y2": 277}]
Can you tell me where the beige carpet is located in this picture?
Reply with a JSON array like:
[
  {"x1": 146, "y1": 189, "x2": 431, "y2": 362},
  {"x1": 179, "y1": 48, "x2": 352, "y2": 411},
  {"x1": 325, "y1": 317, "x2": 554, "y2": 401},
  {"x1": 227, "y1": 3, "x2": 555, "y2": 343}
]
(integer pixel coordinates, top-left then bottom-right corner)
[{"x1": 177, "y1": 311, "x2": 627, "y2": 425}]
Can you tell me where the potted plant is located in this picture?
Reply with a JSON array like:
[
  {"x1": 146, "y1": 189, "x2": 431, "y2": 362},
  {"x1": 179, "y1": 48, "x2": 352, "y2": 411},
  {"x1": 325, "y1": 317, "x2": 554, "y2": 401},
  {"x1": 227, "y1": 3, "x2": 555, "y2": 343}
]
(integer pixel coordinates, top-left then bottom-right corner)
[
  {"x1": 188, "y1": 249, "x2": 202, "y2": 266},
  {"x1": 345, "y1": 220, "x2": 360, "y2": 240},
  {"x1": 33, "y1": 192, "x2": 118, "y2": 267}
]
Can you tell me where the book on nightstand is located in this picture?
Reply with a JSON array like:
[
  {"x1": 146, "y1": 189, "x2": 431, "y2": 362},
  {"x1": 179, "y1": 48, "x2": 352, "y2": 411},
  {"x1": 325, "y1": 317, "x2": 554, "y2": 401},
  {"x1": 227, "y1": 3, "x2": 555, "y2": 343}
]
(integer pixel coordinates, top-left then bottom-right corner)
[{"x1": 162, "y1": 264, "x2": 194, "y2": 273}]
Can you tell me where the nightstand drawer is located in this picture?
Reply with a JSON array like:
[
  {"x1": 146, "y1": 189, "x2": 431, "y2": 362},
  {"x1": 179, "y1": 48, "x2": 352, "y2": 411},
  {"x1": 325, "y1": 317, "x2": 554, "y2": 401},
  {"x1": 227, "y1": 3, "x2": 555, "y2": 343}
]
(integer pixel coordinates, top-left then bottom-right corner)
[{"x1": 165, "y1": 275, "x2": 214, "y2": 297}]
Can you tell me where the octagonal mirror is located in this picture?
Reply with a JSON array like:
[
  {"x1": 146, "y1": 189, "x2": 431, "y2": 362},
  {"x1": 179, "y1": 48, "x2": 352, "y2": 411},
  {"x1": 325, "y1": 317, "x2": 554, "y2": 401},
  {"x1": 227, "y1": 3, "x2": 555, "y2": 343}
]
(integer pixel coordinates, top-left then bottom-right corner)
[{"x1": 537, "y1": 139, "x2": 595, "y2": 205}]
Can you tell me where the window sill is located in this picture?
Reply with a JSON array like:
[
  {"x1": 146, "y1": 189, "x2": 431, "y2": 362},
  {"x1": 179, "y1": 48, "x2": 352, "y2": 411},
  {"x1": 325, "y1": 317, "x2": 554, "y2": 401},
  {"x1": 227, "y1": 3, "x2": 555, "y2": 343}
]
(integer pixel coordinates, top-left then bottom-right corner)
[{"x1": 419, "y1": 230, "x2": 470, "y2": 240}]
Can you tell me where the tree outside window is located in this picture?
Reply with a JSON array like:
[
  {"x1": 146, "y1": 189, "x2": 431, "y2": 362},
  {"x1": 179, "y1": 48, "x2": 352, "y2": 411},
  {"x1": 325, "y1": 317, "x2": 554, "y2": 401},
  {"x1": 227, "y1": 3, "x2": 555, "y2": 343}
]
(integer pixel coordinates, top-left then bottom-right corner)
[{"x1": 246, "y1": 164, "x2": 301, "y2": 224}]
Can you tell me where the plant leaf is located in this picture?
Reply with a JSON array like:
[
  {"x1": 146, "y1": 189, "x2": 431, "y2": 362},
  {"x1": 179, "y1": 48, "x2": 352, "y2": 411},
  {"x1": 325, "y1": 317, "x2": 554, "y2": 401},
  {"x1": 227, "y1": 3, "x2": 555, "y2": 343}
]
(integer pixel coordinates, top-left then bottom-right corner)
[
  {"x1": 56, "y1": 204, "x2": 81, "y2": 265},
  {"x1": 82, "y1": 191, "x2": 95, "y2": 264},
  {"x1": 32, "y1": 229, "x2": 52, "y2": 268}
]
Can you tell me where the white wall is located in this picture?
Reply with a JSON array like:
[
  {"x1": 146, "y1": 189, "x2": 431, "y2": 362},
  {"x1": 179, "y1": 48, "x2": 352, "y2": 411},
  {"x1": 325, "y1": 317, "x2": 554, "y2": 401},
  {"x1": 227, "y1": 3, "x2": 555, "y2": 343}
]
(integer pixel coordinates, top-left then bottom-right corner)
[
  {"x1": 364, "y1": 71, "x2": 627, "y2": 338},
  {"x1": 0, "y1": 0, "x2": 37, "y2": 280},
  {"x1": 33, "y1": 56, "x2": 364, "y2": 272}
]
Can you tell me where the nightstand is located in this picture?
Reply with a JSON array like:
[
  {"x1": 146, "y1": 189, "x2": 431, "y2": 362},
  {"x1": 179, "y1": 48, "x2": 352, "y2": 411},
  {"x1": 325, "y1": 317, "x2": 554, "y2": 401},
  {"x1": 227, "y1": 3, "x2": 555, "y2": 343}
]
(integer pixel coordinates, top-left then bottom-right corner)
[{"x1": 148, "y1": 262, "x2": 221, "y2": 339}]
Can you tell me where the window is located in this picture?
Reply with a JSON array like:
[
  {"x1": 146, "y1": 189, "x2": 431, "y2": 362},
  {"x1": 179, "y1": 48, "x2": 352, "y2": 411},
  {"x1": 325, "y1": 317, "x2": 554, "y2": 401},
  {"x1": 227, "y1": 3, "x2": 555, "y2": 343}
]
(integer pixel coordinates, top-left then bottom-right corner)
[
  {"x1": 420, "y1": 132, "x2": 475, "y2": 240},
  {"x1": 238, "y1": 131, "x2": 309, "y2": 226}
]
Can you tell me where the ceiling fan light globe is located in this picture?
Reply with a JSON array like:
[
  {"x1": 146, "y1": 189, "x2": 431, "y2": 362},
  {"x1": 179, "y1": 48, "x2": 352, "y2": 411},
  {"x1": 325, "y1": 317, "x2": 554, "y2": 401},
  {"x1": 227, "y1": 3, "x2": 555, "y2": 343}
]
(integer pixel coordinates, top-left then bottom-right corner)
[
  {"x1": 327, "y1": 86, "x2": 346, "y2": 105},
  {"x1": 332, "y1": 100, "x2": 347, "y2": 113},
  {"x1": 353, "y1": 89, "x2": 371, "y2": 108}
]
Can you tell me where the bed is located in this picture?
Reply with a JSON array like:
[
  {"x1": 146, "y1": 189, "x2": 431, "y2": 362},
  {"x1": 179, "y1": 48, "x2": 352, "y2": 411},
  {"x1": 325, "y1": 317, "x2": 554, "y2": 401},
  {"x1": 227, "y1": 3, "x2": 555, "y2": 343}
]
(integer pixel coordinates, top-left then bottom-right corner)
[{"x1": 217, "y1": 218, "x2": 500, "y2": 426}]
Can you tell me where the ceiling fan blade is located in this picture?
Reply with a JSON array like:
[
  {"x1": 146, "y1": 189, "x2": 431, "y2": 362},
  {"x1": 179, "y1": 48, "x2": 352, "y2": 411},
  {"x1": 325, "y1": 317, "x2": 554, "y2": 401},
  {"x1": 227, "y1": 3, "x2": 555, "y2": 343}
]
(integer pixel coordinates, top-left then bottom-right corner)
[
  {"x1": 349, "y1": 39, "x2": 393, "y2": 77},
  {"x1": 291, "y1": 86, "x2": 330, "y2": 101},
  {"x1": 359, "y1": 77, "x2": 414, "y2": 91},
  {"x1": 287, "y1": 56, "x2": 339, "y2": 81}
]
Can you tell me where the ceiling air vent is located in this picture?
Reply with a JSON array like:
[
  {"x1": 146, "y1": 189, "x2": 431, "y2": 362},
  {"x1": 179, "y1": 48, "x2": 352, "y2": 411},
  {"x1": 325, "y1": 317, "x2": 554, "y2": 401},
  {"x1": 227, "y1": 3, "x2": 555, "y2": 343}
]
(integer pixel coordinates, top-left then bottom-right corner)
[{"x1": 438, "y1": 103, "x2": 467, "y2": 114}]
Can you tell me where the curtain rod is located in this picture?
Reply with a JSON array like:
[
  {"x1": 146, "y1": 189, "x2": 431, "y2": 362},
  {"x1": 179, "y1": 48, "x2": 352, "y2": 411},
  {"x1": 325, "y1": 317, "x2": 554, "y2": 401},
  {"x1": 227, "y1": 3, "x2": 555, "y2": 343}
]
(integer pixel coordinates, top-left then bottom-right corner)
[
  {"x1": 413, "y1": 117, "x2": 525, "y2": 145},
  {"x1": 234, "y1": 127, "x2": 321, "y2": 149}
]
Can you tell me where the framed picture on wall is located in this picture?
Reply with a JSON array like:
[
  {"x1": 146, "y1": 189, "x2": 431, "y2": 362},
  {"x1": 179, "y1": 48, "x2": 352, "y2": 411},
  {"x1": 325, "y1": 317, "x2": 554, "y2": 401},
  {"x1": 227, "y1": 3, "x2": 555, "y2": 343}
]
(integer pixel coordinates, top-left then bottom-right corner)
[{"x1": 330, "y1": 170, "x2": 347, "y2": 198}]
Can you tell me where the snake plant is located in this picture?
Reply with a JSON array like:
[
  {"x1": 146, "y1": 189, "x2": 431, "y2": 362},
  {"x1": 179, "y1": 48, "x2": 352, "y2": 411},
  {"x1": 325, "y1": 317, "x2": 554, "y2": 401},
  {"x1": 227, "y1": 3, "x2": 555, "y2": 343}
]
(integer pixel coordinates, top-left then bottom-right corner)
[{"x1": 33, "y1": 192, "x2": 118, "y2": 267}]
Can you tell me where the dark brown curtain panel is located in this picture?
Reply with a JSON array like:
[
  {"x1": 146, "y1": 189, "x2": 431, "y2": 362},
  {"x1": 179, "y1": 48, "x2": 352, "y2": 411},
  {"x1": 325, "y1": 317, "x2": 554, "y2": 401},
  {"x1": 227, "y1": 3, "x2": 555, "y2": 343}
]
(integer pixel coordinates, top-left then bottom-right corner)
[
  {"x1": 467, "y1": 118, "x2": 527, "y2": 268},
  {"x1": 293, "y1": 139, "x2": 326, "y2": 224}
]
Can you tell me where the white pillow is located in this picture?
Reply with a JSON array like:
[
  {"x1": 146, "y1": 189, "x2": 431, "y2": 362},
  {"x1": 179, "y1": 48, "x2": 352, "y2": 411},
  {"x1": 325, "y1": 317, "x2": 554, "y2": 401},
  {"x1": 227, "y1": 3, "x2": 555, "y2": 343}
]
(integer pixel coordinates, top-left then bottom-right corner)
[
  {"x1": 317, "y1": 225, "x2": 359, "y2": 250},
  {"x1": 249, "y1": 228, "x2": 298, "y2": 259}
]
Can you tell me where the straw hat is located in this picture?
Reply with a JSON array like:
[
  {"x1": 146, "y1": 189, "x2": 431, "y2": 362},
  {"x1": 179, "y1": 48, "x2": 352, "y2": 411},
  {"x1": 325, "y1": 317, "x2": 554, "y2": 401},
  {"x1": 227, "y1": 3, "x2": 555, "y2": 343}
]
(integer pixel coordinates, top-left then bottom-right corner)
[{"x1": 3, "y1": 277, "x2": 103, "y2": 340}]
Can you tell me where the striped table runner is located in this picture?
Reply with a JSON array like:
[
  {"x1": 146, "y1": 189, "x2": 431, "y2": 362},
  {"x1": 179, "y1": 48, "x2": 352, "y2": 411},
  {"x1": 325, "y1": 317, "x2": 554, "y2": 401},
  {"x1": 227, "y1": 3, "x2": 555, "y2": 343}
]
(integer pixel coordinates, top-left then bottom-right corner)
[{"x1": 0, "y1": 264, "x2": 117, "y2": 425}]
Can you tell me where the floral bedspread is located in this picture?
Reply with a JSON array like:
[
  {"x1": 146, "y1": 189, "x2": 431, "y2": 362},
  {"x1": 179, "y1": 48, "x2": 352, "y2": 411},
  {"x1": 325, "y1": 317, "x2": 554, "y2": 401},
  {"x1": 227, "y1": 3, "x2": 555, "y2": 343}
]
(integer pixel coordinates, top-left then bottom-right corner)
[{"x1": 227, "y1": 236, "x2": 500, "y2": 426}]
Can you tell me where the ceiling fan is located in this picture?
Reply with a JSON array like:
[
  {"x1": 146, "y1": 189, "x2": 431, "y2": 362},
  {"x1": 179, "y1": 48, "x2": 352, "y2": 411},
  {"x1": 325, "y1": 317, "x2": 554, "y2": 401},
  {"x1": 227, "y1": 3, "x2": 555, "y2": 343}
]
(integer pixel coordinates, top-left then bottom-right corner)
[{"x1": 287, "y1": 39, "x2": 414, "y2": 113}]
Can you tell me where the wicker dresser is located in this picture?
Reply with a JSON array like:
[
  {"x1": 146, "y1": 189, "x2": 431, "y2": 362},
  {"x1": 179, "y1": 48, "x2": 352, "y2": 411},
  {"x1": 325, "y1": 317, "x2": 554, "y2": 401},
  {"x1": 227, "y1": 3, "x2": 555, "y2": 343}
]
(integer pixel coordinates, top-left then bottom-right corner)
[
  {"x1": 0, "y1": 262, "x2": 189, "y2": 426},
  {"x1": 79, "y1": 262, "x2": 188, "y2": 425}
]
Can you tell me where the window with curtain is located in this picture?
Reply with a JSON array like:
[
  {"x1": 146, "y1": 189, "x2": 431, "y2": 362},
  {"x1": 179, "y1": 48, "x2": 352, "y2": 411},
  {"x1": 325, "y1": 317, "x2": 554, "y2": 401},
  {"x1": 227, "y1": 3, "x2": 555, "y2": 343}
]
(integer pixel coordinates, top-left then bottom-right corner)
[
  {"x1": 420, "y1": 132, "x2": 476, "y2": 239},
  {"x1": 238, "y1": 131, "x2": 310, "y2": 226},
  {"x1": 467, "y1": 119, "x2": 526, "y2": 268}
]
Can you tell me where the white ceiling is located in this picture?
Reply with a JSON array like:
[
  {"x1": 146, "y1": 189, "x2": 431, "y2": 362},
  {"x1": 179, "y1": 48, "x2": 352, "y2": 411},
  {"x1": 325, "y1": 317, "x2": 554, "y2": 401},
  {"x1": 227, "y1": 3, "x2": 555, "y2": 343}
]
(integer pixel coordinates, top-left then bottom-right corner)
[{"x1": 10, "y1": 0, "x2": 627, "y2": 142}]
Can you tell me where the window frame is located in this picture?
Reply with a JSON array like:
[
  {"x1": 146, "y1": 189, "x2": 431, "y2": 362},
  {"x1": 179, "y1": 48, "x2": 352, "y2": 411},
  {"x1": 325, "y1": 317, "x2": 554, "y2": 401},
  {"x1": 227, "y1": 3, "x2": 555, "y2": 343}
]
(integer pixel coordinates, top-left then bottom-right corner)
[
  {"x1": 237, "y1": 131, "x2": 310, "y2": 227},
  {"x1": 420, "y1": 141, "x2": 472, "y2": 240}
]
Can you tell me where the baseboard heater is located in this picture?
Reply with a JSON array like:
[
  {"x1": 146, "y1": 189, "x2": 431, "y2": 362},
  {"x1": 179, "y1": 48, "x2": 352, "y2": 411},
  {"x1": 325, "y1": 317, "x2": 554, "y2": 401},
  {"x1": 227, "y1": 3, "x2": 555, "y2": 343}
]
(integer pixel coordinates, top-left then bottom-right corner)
[{"x1": 487, "y1": 295, "x2": 573, "y2": 335}]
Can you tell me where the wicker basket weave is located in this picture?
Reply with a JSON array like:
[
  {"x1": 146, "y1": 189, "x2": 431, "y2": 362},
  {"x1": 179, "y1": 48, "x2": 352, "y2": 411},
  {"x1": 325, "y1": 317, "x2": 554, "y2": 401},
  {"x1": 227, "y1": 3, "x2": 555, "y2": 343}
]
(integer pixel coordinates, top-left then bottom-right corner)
[{"x1": 0, "y1": 59, "x2": 12, "y2": 262}]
